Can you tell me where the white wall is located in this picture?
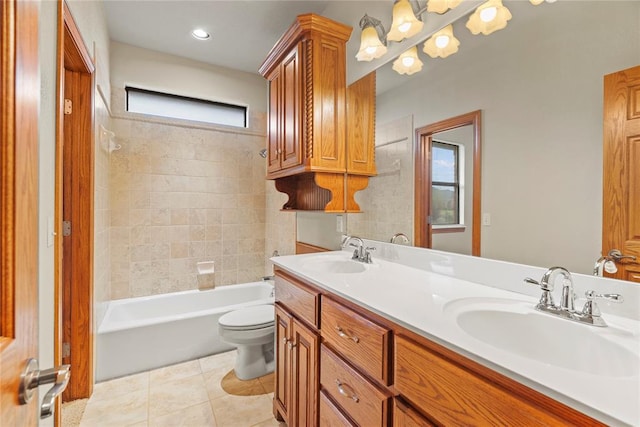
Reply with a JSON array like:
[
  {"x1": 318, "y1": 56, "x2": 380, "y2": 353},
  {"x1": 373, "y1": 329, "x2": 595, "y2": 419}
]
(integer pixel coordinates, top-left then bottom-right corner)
[
  {"x1": 110, "y1": 42, "x2": 267, "y2": 116},
  {"x1": 375, "y1": 1, "x2": 640, "y2": 273}
]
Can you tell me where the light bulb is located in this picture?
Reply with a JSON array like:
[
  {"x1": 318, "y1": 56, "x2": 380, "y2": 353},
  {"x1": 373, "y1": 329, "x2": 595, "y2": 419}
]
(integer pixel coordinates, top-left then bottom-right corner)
[
  {"x1": 435, "y1": 35, "x2": 450, "y2": 49},
  {"x1": 402, "y1": 56, "x2": 415, "y2": 67},
  {"x1": 191, "y1": 28, "x2": 210, "y2": 40},
  {"x1": 480, "y1": 6, "x2": 497, "y2": 22},
  {"x1": 398, "y1": 22, "x2": 412, "y2": 33}
]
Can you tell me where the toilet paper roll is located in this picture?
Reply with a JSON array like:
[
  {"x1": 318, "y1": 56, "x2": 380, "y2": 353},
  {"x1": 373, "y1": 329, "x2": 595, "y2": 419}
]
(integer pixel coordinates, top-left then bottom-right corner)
[{"x1": 197, "y1": 261, "x2": 215, "y2": 275}]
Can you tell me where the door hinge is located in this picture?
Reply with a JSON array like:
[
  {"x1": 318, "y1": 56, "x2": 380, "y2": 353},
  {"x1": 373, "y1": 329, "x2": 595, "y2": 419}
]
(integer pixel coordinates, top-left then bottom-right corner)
[
  {"x1": 62, "y1": 342, "x2": 70, "y2": 358},
  {"x1": 64, "y1": 99, "x2": 72, "y2": 115},
  {"x1": 62, "y1": 221, "x2": 71, "y2": 237}
]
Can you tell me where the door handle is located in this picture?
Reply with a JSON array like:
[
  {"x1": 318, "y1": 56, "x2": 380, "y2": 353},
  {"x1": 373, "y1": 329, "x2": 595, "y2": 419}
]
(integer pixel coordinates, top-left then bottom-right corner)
[
  {"x1": 19, "y1": 358, "x2": 71, "y2": 418},
  {"x1": 608, "y1": 249, "x2": 637, "y2": 263}
]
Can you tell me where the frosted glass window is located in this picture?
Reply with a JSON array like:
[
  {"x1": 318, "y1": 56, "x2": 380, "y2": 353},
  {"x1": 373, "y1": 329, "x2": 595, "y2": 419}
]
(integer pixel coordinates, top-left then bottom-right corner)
[{"x1": 126, "y1": 87, "x2": 247, "y2": 128}]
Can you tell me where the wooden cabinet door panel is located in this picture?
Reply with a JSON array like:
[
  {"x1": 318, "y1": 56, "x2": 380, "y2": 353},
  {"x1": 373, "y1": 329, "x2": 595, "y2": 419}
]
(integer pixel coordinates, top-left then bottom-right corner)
[
  {"x1": 281, "y1": 43, "x2": 302, "y2": 171},
  {"x1": 274, "y1": 304, "x2": 292, "y2": 422},
  {"x1": 393, "y1": 398, "x2": 435, "y2": 427},
  {"x1": 292, "y1": 318, "x2": 319, "y2": 427},
  {"x1": 267, "y1": 67, "x2": 282, "y2": 174}
]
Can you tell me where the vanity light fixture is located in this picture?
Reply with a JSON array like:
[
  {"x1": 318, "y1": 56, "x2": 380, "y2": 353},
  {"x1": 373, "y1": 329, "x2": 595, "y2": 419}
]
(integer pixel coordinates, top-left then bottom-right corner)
[
  {"x1": 427, "y1": 0, "x2": 462, "y2": 14},
  {"x1": 423, "y1": 24, "x2": 459, "y2": 58},
  {"x1": 356, "y1": 14, "x2": 388, "y2": 61},
  {"x1": 387, "y1": 0, "x2": 425, "y2": 42},
  {"x1": 530, "y1": 0, "x2": 557, "y2": 4},
  {"x1": 392, "y1": 46, "x2": 423, "y2": 75},
  {"x1": 191, "y1": 28, "x2": 211, "y2": 40},
  {"x1": 466, "y1": 0, "x2": 512, "y2": 36}
]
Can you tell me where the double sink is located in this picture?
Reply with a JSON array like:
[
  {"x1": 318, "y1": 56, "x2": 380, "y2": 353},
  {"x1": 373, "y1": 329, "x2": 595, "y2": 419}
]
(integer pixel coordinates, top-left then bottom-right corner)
[{"x1": 299, "y1": 252, "x2": 639, "y2": 379}]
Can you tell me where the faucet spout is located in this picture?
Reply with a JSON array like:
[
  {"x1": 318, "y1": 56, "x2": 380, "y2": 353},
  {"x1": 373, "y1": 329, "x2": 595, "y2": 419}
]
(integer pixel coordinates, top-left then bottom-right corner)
[{"x1": 541, "y1": 266, "x2": 574, "y2": 312}]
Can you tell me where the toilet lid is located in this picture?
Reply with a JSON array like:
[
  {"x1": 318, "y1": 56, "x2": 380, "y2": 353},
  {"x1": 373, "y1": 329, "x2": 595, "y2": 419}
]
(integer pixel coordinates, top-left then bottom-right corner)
[{"x1": 219, "y1": 304, "x2": 275, "y2": 330}]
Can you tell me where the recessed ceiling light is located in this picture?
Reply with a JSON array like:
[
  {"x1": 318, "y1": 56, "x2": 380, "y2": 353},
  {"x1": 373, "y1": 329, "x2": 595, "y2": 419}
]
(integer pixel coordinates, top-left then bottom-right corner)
[{"x1": 191, "y1": 28, "x2": 210, "y2": 40}]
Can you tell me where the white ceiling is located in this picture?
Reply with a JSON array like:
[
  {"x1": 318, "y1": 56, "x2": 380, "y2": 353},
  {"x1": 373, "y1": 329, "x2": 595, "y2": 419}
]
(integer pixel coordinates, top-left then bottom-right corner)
[{"x1": 104, "y1": 1, "x2": 333, "y2": 75}]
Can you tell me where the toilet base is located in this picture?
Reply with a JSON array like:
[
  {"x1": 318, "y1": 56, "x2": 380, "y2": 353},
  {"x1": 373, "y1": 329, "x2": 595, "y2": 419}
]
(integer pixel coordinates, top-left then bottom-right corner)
[{"x1": 234, "y1": 342, "x2": 275, "y2": 380}]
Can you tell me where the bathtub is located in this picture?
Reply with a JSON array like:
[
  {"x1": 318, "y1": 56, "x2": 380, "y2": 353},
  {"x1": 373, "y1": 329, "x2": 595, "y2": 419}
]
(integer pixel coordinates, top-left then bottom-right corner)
[{"x1": 96, "y1": 281, "x2": 274, "y2": 381}]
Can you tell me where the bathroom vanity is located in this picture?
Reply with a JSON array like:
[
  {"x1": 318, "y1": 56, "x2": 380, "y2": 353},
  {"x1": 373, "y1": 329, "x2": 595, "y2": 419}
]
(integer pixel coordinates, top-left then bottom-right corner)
[{"x1": 271, "y1": 242, "x2": 640, "y2": 426}]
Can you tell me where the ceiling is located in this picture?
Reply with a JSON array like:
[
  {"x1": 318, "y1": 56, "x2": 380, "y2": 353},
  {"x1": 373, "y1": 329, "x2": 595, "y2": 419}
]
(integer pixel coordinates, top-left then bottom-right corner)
[
  {"x1": 103, "y1": 1, "x2": 542, "y2": 95},
  {"x1": 104, "y1": 1, "x2": 333, "y2": 75}
]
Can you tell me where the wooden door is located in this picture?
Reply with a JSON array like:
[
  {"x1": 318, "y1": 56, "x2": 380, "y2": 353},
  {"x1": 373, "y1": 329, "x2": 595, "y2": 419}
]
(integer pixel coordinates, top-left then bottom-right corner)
[
  {"x1": 274, "y1": 305, "x2": 292, "y2": 423},
  {"x1": 291, "y1": 318, "x2": 319, "y2": 427},
  {"x1": 0, "y1": 0, "x2": 40, "y2": 425},
  {"x1": 603, "y1": 65, "x2": 640, "y2": 282}
]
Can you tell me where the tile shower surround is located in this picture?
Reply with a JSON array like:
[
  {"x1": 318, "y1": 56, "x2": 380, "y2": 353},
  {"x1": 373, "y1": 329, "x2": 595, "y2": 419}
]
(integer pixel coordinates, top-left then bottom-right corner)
[{"x1": 109, "y1": 113, "x2": 271, "y2": 300}]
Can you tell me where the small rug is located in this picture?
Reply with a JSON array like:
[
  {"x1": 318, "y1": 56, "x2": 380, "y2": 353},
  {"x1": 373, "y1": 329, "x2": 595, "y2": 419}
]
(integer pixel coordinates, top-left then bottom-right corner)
[
  {"x1": 62, "y1": 398, "x2": 88, "y2": 427},
  {"x1": 221, "y1": 370, "x2": 275, "y2": 396}
]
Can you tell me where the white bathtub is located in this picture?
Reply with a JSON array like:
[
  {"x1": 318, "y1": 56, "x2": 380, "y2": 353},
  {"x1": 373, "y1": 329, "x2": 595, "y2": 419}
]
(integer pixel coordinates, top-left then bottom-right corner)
[{"x1": 96, "y1": 281, "x2": 274, "y2": 381}]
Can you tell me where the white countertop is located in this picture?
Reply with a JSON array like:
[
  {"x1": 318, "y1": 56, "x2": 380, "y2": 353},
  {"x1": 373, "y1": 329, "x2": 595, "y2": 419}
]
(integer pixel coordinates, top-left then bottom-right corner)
[{"x1": 271, "y1": 247, "x2": 640, "y2": 427}]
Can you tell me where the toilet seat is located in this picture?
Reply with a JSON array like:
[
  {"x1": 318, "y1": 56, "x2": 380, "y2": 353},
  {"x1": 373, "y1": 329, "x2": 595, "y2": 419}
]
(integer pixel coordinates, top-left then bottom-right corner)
[{"x1": 219, "y1": 304, "x2": 274, "y2": 331}]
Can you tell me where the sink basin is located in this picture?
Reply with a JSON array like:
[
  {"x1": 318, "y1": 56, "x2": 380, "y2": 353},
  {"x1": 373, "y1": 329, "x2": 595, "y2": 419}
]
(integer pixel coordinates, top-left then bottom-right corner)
[
  {"x1": 446, "y1": 298, "x2": 639, "y2": 378},
  {"x1": 301, "y1": 255, "x2": 367, "y2": 274}
]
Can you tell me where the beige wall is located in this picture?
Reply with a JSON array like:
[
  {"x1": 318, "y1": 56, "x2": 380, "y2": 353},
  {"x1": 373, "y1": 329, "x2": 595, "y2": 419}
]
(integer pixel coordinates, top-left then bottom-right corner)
[
  {"x1": 109, "y1": 91, "x2": 268, "y2": 298},
  {"x1": 265, "y1": 182, "x2": 296, "y2": 273}
]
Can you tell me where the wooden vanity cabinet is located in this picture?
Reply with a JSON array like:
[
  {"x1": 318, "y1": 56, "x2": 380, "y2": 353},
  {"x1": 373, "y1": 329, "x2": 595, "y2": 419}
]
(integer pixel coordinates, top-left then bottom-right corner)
[
  {"x1": 273, "y1": 268, "x2": 605, "y2": 427},
  {"x1": 274, "y1": 271, "x2": 321, "y2": 426}
]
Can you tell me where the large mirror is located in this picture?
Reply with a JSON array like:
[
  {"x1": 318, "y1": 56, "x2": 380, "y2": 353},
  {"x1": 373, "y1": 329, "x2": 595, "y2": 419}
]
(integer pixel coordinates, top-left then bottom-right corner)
[{"x1": 300, "y1": 1, "x2": 639, "y2": 275}]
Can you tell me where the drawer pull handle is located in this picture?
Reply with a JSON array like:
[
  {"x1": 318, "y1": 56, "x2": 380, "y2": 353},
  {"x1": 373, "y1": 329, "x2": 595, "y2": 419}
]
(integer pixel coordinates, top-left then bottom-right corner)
[
  {"x1": 335, "y1": 380, "x2": 359, "y2": 403},
  {"x1": 335, "y1": 326, "x2": 359, "y2": 343}
]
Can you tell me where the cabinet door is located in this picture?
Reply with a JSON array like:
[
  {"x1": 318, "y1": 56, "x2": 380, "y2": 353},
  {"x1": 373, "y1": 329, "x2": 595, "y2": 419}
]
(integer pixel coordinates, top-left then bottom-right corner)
[
  {"x1": 394, "y1": 398, "x2": 435, "y2": 427},
  {"x1": 281, "y1": 43, "x2": 303, "y2": 170},
  {"x1": 267, "y1": 67, "x2": 282, "y2": 174},
  {"x1": 274, "y1": 305, "x2": 292, "y2": 423},
  {"x1": 292, "y1": 317, "x2": 320, "y2": 427}
]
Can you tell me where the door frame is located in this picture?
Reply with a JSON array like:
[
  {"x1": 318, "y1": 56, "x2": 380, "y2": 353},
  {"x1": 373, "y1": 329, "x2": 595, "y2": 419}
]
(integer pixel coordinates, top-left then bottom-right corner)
[
  {"x1": 55, "y1": 0, "x2": 95, "y2": 402},
  {"x1": 414, "y1": 110, "x2": 482, "y2": 255}
]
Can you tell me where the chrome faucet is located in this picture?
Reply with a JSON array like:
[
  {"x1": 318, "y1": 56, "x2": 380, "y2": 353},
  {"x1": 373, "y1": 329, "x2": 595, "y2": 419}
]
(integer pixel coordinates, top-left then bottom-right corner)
[
  {"x1": 525, "y1": 266, "x2": 623, "y2": 327},
  {"x1": 341, "y1": 235, "x2": 375, "y2": 264},
  {"x1": 390, "y1": 233, "x2": 410, "y2": 245}
]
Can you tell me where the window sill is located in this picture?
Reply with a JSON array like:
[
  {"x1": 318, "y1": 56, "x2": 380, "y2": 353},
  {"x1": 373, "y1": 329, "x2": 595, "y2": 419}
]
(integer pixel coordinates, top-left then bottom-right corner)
[{"x1": 432, "y1": 225, "x2": 466, "y2": 234}]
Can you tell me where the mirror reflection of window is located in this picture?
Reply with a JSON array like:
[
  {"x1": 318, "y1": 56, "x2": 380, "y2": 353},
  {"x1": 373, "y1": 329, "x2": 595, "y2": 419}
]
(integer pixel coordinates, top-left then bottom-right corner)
[{"x1": 431, "y1": 141, "x2": 463, "y2": 226}]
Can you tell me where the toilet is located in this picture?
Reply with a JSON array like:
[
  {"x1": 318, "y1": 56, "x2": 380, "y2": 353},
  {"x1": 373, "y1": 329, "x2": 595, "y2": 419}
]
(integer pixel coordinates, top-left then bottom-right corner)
[{"x1": 218, "y1": 304, "x2": 275, "y2": 380}]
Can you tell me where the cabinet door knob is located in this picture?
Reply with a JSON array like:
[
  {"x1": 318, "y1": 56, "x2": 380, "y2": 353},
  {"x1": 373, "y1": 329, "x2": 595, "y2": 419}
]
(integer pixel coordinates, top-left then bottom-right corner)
[
  {"x1": 335, "y1": 379, "x2": 359, "y2": 402},
  {"x1": 335, "y1": 326, "x2": 359, "y2": 343}
]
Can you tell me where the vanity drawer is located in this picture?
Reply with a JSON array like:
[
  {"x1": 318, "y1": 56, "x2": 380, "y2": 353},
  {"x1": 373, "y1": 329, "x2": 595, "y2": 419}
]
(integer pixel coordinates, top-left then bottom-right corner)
[
  {"x1": 321, "y1": 297, "x2": 391, "y2": 385},
  {"x1": 319, "y1": 391, "x2": 356, "y2": 427},
  {"x1": 275, "y1": 271, "x2": 319, "y2": 328},
  {"x1": 320, "y1": 345, "x2": 390, "y2": 427},
  {"x1": 394, "y1": 335, "x2": 571, "y2": 426},
  {"x1": 394, "y1": 398, "x2": 436, "y2": 427}
]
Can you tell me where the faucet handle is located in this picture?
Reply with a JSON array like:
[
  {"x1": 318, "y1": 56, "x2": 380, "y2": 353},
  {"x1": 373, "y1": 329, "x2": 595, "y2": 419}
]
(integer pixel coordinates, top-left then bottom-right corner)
[
  {"x1": 524, "y1": 277, "x2": 553, "y2": 291},
  {"x1": 581, "y1": 290, "x2": 623, "y2": 321}
]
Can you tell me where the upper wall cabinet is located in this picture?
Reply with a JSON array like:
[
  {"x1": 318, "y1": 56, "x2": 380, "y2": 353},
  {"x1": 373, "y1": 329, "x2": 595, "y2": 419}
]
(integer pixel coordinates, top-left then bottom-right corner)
[{"x1": 259, "y1": 14, "x2": 376, "y2": 212}]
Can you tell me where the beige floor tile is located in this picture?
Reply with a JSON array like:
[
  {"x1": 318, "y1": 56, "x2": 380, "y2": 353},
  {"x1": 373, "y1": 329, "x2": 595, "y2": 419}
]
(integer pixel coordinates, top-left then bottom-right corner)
[
  {"x1": 203, "y1": 369, "x2": 228, "y2": 401},
  {"x1": 148, "y1": 372, "x2": 209, "y2": 419},
  {"x1": 250, "y1": 418, "x2": 285, "y2": 427},
  {"x1": 80, "y1": 388, "x2": 148, "y2": 427},
  {"x1": 210, "y1": 394, "x2": 273, "y2": 427},
  {"x1": 199, "y1": 350, "x2": 236, "y2": 373},
  {"x1": 149, "y1": 360, "x2": 202, "y2": 385},
  {"x1": 149, "y1": 401, "x2": 216, "y2": 427},
  {"x1": 92, "y1": 371, "x2": 150, "y2": 401}
]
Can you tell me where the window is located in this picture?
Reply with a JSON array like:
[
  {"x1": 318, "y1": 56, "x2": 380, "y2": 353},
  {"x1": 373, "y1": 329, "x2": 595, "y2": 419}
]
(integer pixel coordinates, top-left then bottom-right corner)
[
  {"x1": 125, "y1": 87, "x2": 247, "y2": 128},
  {"x1": 431, "y1": 141, "x2": 462, "y2": 226}
]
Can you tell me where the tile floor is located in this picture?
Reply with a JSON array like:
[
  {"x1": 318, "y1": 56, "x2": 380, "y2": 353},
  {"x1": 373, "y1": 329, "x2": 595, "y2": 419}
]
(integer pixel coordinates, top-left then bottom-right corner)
[{"x1": 72, "y1": 351, "x2": 284, "y2": 427}]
